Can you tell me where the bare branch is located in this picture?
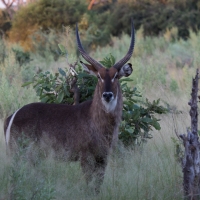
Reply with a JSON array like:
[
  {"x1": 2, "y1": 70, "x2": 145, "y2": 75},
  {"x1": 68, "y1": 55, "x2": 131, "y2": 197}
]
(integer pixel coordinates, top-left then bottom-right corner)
[
  {"x1": 70, "y1": 77, "x2": 80, "y2": 105},
  {"x1": 181, "y1": 69, "x2": 200, "y2": 200},
  {"x1": 1, "y1": 0, "x2": 16, "y2": 9},
  {"x1": 65, "y1": 58, "x2": 80, "y2": 105}
]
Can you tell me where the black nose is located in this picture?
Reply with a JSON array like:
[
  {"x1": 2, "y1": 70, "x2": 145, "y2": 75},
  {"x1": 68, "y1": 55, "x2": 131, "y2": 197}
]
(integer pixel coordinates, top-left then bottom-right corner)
[{"x1": 102, "y1": 92, "x2": 113, "y2": 102}]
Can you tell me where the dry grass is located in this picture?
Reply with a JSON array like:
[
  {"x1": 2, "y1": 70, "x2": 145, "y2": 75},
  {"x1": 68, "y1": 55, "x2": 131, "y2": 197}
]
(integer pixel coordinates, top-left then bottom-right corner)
[{"x1": 0, "y1": 108, "x2": 186, "y2": 199}]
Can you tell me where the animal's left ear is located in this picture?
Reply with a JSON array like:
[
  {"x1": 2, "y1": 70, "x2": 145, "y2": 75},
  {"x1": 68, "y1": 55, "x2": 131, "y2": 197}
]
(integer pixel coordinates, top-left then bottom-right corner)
[
  {"x1": 80, "y1": 61, "x2": 98, "y2": 76},
  {"x1": 118, "y1": 63, "x2": 133, "y2": 79}
]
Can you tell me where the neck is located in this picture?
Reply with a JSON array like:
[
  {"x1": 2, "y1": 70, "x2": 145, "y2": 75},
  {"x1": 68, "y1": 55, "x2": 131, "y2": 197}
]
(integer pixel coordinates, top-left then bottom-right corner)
[{"x1": 90, "y1": 83, "x2": 123, "y2": 144}]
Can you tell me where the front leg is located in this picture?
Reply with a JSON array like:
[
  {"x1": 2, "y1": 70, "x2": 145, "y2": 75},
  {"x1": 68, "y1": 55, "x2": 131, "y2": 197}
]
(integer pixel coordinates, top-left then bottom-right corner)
[
  {"x1": 111, "y1": 126, "x2": 119, "y2": 149},
  {"x1": 94, "y1": 155, "x2": 108, "y2": 193},
  {"x1": 80, "y1": 152, "x2": 96, "y2": 184}
]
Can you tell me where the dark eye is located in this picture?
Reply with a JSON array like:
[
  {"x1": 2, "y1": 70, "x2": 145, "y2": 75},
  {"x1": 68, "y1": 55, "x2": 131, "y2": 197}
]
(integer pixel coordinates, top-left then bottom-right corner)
[{"x1": 97, "y1": 75, "x2": 100, "y2": 79}]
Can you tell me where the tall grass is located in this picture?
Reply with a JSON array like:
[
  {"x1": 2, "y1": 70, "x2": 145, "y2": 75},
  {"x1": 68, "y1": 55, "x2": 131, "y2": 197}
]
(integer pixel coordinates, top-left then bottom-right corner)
[
  {"x1": 0, "y1": 27, "x2": 198, "y2": 199},
  {"x1": 0, "y1": 111, "x2": 185, "y2": 199}
]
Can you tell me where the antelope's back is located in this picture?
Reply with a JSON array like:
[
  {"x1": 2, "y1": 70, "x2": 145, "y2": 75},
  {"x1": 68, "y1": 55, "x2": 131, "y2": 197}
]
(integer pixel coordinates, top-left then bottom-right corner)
[{"x1": 4, "y1": 101, "x2": 93, "y2": 149}]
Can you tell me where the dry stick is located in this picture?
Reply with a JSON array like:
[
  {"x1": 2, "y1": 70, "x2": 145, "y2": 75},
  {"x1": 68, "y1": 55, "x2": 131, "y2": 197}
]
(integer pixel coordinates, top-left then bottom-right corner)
[
  {"x1": 180, "y1": 69, "x2": 200, "y2": 200},
  {"x1": 70, "y1": 76, "x2": 80, "y2": 105},
  {"x1": 1, "y1": 0, "x2": 16, "y2": 19},
  {"x1": 66, "y1": 59, "x2": 80, "y2": 105},
  {"x1": 1, "y1": 0, "x2": 16, "y2": 8}
]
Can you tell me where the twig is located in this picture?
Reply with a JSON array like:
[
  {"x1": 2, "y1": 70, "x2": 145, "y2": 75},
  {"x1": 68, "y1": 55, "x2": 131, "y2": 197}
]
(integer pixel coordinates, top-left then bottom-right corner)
[{"x1": 180, "y1": 69, "x2": 200, "y2": 200}]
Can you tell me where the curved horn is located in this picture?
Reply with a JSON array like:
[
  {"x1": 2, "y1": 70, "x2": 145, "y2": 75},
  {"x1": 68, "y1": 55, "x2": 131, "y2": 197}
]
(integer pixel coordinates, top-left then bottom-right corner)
[
  {"x1": 76, "y1": 24, "x2": 103, "y2": 70},
  {"x1": 113, "y1": 19, "x2": 135, "y2": 70}
]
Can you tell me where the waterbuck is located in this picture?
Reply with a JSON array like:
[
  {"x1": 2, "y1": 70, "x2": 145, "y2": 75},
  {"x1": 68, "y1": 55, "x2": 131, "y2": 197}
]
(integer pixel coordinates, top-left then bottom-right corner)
[{"x1": 4, "y1": 20, "x2": 135, "y2": 190}]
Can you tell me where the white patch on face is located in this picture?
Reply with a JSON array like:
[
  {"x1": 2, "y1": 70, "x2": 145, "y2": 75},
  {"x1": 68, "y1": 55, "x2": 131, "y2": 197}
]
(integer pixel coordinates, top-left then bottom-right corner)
[
  {"x1": 101, "y1": 90, "x2": 118, "y2": 113},
  {"x1": 98, "y1": 72, "x2": 104, "y2": 83},
  {"x1": 111, "y1": 72, "x2": 118, "y2": 83}
]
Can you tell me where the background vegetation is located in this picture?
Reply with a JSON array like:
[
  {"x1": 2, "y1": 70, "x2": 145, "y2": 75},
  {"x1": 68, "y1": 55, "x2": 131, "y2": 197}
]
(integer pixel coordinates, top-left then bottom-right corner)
[
  {"x1": 1, "y1": 0, "x2": 200, "y2": 49},
  {"x1": 0, "y1": 0, "x2": 199, "y2": 199},
  {"x1": 0, "y1": 25, "x2": 198, "y2": 198}
]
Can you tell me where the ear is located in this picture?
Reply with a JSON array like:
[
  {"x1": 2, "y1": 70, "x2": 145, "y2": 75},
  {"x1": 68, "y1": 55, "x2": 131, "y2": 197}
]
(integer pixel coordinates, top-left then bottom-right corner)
[
  {"x1": 118, "y1": 63, "x2": 133, "y2": 79},
  {"x1": 80, "y1": 61, "x2": 98, "y2": 76}
]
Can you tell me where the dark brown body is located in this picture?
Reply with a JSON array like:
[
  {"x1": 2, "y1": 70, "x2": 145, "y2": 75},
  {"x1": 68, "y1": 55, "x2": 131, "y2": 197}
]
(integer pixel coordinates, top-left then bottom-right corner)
[
  {"x1": 4, "y1": 84, "x2": 123, "y2": 189},
  {"x1": 4, "y1": 93, "x2": 122, "y2": 157}
]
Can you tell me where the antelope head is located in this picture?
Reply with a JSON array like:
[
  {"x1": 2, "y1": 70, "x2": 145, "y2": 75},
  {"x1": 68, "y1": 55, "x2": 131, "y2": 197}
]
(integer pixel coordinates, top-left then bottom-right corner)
[{"x1": 76, "y1": 20, "x2": 135, "y2": 113}]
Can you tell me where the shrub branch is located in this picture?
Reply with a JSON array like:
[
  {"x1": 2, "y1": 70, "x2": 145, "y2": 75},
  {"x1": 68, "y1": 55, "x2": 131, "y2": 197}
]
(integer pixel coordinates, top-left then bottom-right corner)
[{"x1": 180, "y1": 69, "x2": 200, "y2": 200}]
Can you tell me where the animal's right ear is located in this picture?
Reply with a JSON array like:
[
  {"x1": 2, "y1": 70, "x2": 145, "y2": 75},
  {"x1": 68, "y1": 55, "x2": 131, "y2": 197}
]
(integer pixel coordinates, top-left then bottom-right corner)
[
  {"x1": 118, "y1": 63, "x2": 133, "y2": 79},
  {"x1": 80, "y1": 61, "x2": 98, "y2": 76}
]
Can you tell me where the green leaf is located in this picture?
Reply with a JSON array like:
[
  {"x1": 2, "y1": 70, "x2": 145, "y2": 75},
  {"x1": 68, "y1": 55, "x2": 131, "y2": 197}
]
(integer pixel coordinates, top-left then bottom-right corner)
[
  {"x1": 141, "y1": 117, "x2": 152, "y2": 123},
  {"x1": 120, "y1": 78, "x2": 133, "y2": 82},
  {"x1": 58, "y1": 68, "x2": 67, "y2": 77},
  {"x1": 132, "y1": 104, "x2": 140, "y2": 110},
  {"x1": 57, "y1": 91, "x2": 64, "y2": 103},
  {"x1": 126, "y1": 127, "x2": 134, "y2": 134},
  {"x1": 58, "y1": 44, "x2": 67, "y2": 54},
  {"x1": 21, "y1": 81, "x2": 33, "y2": 87},
  {"x1": 132, "y1": 110, "x2": 140, "y2": 120},
  {"x1": 40, "y1": 96, "x2": 50, "y2": 103},
  {"x1": 45, "y1": 71, "x2": 50, "y2": 75},
  {"x1": 99, "y1": 54, "x2": 116, "y2": 68},
  {"x1": 152, "y1": 121, "x2": 161, "y2": 130},
  {"x1": 55, "y1": 85, "x2": 62, "y2": 92},
  {"x1": 110, "y1": 54, "x2": 115, "y2": 65}
]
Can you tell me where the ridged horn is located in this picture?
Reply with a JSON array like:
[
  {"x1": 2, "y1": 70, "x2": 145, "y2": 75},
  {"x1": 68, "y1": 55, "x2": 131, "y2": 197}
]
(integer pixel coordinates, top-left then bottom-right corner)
[
  {"x1": 113, "y1": 19, "x2": 135, "y2": 70},
  {"x1": 76, "y1": 24, "x2": 103, "y2": 70}
]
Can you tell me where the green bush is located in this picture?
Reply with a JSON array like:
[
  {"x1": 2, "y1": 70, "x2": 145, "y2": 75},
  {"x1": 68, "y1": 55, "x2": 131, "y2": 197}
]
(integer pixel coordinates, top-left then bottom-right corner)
[
  {"x1": 6, "y1": 0, "x2": 200, "y2": 51},
  {"x1": 119, "y1": 80, "x2": 167, "y2": 146},
  {"x1": 9, "y1": 0, "x2": 87, "y2": 50},
  {"x1": 0, "y1": 9, "x2": 12, "y2": 37},
  {"x1": 87, "y1": 0, "x2": 200, "y2": 43},
  {"x1": 0, "y1": 0, "x2": 199, "y2": 55},
  {"x1": 12, "y1": 47, "x2": 31, "y2": 66}
]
